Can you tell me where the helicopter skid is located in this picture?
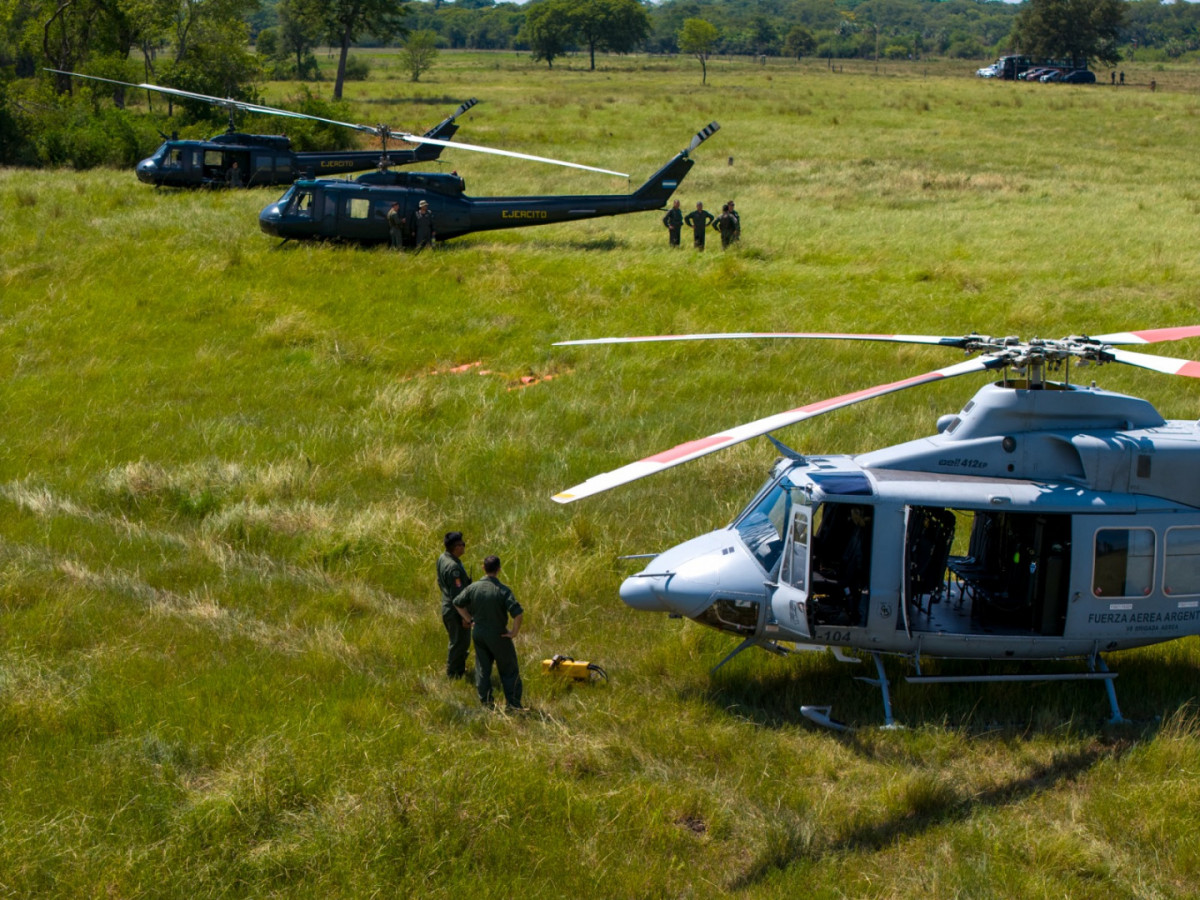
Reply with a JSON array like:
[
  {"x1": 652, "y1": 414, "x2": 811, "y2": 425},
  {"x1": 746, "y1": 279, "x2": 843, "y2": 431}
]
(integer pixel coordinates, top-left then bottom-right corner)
[{"x1": 815, "y1": 651, "x2": 1127, "y2": 729}]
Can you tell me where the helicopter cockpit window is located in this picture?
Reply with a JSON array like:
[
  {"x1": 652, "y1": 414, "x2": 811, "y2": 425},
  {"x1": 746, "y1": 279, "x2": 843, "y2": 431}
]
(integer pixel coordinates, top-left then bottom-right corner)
[
  {"x1": 734, "y1": 480, "x2": 794, "y2": 574},
  {"x1": 287, "y1": 190, "x2": 314, "y2": 219},
  {"x1": 1092, "y1": 528, "x2": 1155, "y2": 597},
  {"x1": 164, "y1": 148, "x2": 183, "y2": 169},
  {"x1": 1164, "y1": 527, "x2": 1200, "y2": 596}
]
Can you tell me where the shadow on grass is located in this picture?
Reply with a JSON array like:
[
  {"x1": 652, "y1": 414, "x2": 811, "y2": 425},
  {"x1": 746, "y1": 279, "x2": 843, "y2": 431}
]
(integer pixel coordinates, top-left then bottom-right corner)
[
  {"x1": 726, "y1": 740, "x2": 1130, "y2": 891},
  {"x1": 688, "y1": 649, "x2": 1200, "y2": 734},
  {"x1": 360, "y1": 95, "x2": 467, "y2": 106},
  {"x1": 526, "y1": 235, "x2": 632, "y2": 252}
]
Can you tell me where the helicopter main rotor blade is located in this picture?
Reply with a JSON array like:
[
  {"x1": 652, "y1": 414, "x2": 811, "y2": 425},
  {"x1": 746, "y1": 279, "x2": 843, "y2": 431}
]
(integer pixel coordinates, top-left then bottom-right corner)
[
  {"x1": 552, "y1": 356, "x2": 1002, "y2": 504},
  {"x1": 1091, "y1": 325, "x2": 1200, "y2": 346},
  {"x1": 555, "y1": 331, "x2": 970, "y2": 348},
  {"x1": 46, "y1": 69, "x2": 384, "y2": 134},
  {"x1": 383, "y1": 130, "x2": 627, "y2": 177},
  {"x1": 49, "y1": 68, "x2": 622, "y2": 175},
  {"x1": 1105, "y1": 347, "x2": 1200, "y2": 377}
]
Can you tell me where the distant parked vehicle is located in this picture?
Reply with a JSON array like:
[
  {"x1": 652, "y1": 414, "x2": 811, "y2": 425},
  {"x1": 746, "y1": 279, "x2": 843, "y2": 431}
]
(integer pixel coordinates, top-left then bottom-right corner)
[
  {"x1": 984, "y1": 55, "x2": 1089, "y2": 81},
  {"x1": 1061, "y1": 70, "x2": 1097, "y2": 84},
  {"x1": 1040, "y1": 70, "x2": 1063, "y2": 83}
]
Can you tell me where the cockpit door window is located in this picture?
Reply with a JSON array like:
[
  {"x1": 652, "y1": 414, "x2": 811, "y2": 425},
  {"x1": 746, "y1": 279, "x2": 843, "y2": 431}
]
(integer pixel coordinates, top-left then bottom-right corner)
[{"x1": 770, "y1": 505, "x2": 812, "y2": 638}]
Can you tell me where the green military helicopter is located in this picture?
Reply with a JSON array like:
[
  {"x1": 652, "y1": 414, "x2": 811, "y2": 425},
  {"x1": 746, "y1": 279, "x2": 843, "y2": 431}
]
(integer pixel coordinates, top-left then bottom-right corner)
[
  {"x1": 258, "y1": 123, "x2": 719, "y2": 246},
  {"x1": 50, "y1": 69, "x2": 623, "y2": 188}
]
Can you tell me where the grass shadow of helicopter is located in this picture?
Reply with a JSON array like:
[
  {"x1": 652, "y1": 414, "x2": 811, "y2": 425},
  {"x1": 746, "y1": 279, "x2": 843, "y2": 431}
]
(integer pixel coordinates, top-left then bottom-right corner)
[
  {"x1": 361, "y1": 95, "x2": 469, "y2": 106},
  {"x1": 725, "y1": 739, "x2": 1132, "y2": 889},
  {"x1": 687, "y1": 648, "x2": 1198, "y2": 735}
]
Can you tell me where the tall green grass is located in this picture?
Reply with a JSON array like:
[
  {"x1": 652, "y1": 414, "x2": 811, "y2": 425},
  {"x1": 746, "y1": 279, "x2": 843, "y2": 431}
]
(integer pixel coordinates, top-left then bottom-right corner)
[{"x1": 2, "y1": 53, "x2": 1200, "y2": 897}]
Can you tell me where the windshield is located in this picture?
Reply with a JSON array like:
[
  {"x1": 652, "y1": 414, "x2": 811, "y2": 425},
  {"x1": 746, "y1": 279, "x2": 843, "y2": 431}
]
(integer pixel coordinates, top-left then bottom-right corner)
[
  {"x1": 734, "y1": 477, "x2": 795, "y2": 574},
  {"x1": 283, "y1": 187, "x2": 314, "y2": 218}
]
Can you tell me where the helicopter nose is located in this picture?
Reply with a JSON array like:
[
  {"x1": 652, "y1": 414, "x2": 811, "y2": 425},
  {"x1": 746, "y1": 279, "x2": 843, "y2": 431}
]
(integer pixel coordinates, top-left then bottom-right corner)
[
  {"x1": 259, "y1": 204, "x2": 281, "y2": 237},
  {"x1": 135, "y1": 159, "x2": 156, "y2": 184},
  {"x1": 619, "y1": 530, "x2": 762, "y2": 619},
  {"x1": 619, "y1": 575, "x2": 672, "y2": 612}
]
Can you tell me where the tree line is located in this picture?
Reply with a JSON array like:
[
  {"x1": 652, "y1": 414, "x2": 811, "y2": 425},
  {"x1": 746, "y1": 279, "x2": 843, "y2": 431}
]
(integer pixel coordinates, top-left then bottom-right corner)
[{"x1": 2, "y1": 0, "x2": 1199, "y2": 167}]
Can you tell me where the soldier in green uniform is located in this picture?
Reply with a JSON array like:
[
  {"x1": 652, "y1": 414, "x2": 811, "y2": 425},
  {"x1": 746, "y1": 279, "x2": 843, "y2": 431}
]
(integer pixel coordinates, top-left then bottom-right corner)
[
  {"x1": 684, "y1": 202, "x2": 714, "y2": 250},
  {"x1": 714, "y1": 203, "x2": 736, "y2": 249},
  {"x1": 454, "y1": 555, "x2": 524, "y2": 709},
  {"x1": 436, "y1": 531, "x2": 472, "y2": 679},
  {"x1": 387, "y1": 201, "x2": 405, "y2": 250},
  {"x1": 662, "y1": 199, "x2": 683, "y2": 247},
  {"x1": 414, "y1": 199, "x2": 436, "y2": 251}
]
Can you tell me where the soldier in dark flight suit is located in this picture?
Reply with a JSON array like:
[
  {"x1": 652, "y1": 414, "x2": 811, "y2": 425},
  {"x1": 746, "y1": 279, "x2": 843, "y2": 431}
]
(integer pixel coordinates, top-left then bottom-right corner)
[
  {"x1": 714, "y1": 203, "x2": 737, "y2": 249},
  {"x1": 454, "y1": 555, "x2": 524, "y2": 709},
  {"x1": 387, "y1": 201, "x2": 405, "y2": 250},
  {"x1": 414, "y1": 199, "x2": 435, "y2": 251},
  {"x1": 436, "y1": 531, "x2": 472, "y2": 678},
  {"x1": 662, "y1": 199, "x2": 683, "y2": 247},
  {"x1": 684, "y1": 202, "x2": 714, "y2": 250}
]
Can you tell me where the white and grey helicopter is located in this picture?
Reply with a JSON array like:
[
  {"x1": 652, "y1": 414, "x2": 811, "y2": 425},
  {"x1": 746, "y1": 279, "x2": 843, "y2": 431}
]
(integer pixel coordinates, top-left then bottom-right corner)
[{"x1": 553, "y1": 327, "x2": 1200, "y2": 727}]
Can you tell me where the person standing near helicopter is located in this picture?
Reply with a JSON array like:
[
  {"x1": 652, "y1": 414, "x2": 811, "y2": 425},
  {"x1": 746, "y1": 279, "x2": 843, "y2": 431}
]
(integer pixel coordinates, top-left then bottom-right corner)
[
  {"x1": 662, "y1": 199, "x2": 683, "y2": 247},
  {"x1": 414, "y1": 199, "x2": 436, "y2": 251},
  {"x1": 387, "y1": 201, "x2": 405, "y2": 250},
  {"x1": 684, "y1": 201, "x2": 714, "y2": 250},
  {"x1": 436, "y1": 531, "x2": 473, "y2": 679},
  {"x1": 714, "y1": 203, "x2": 737, "y2": 249},
  {"x1": 454, "y1": 554, "x2": 524, "y2": 709}
]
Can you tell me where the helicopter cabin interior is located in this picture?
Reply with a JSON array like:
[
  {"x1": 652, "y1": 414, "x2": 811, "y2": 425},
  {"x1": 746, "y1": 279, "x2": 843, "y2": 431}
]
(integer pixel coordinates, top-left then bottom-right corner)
[
  {"x1": 801, "y1": 502, "x2": 1073, "y2": 638},
  {"x1": 154, "y1": 144, "x2": 289, "y2": 186},
  {"x1": 902, "y1": 507, "x2": 1072, "y2": 637}
]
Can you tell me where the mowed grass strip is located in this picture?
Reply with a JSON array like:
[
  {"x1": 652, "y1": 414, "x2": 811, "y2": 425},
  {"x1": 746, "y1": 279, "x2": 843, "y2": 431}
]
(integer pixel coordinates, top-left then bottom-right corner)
[{"x1": 2, "y1": 52, "x2": 1200, "y2": 897}]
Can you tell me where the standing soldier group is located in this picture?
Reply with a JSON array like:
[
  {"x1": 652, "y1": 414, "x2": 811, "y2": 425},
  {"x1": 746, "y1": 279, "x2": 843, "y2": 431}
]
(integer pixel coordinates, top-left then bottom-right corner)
[
  {"x1": 436, "y1": 531, "x2": 525, "y2": 711},
  {"x1": 669, "y1": 200, "x2": 740, "y2": 250},
  {"x1": 386, "y1": 199, "x2": 437, "y2": 251}
]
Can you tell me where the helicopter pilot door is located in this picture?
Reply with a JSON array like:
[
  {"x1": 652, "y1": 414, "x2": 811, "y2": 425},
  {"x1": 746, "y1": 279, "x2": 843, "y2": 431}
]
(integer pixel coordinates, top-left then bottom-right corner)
[{"x1": 771, "y1": 506, "x2": 812, "y2": 639}]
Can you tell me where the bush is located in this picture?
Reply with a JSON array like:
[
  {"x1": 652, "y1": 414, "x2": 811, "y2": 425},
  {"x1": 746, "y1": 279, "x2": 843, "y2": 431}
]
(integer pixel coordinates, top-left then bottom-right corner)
[{"x1": 343, "y1": 54, "x2": 371, "y2": 81}]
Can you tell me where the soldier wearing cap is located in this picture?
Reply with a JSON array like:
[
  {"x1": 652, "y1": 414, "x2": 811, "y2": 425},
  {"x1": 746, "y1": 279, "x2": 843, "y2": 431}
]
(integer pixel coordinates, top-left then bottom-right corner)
[
  {"x1": 454, "y1": 554, "x2": 524, "y2": 709},
  {"x1": 436, "y1": 531, "x2": 472, "y2": 678},
  {"x1": 414, "y1": 199, "x2": 435, "y2": 251}
]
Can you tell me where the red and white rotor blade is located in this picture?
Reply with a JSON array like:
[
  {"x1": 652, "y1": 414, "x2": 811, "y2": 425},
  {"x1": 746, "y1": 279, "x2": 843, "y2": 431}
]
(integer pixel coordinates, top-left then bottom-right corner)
[
  {"x1": 555, "y1": 331, "x2": 964, "y2": 348},
  {"x1": 1093, "y1": 326, "x2": 1200, "y2": 346},
  {"x1": 1106, "y1": 347, "x2": 1200, "y2": 378},
  {"x1": 386, "y1": 131, "x2": 627, "y2": 177},
  {"x1": 553, "y1": 356, "x2": 1000, "y2": 504}
]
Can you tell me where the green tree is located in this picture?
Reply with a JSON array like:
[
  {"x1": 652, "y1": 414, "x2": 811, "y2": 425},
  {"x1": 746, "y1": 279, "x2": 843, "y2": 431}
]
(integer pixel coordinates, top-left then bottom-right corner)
[
  {"x1": 783, "y1": 24, "x2": 816, "y2": 59},
  {"x1": 522, "y1": 0, "x2": 573, "y2": 68},
  {"x1": 568, "y1": 0, "x2": 649, "y2": 71},
  {"x1": 1010, "y1": 0, "x2": 1126, "y2": 67},
  {"x1": 401, "y1": 28, "x2": 438, "y2": 81},
  {"x1": 678, "y1": 17, "x2": 718, "y2": 84},
  {"x1": 276, "y1": 0, "x2": 324, "y2": 79},
  {"x1": 308, "y1": 0, "x2": 410, "y2": 99}
]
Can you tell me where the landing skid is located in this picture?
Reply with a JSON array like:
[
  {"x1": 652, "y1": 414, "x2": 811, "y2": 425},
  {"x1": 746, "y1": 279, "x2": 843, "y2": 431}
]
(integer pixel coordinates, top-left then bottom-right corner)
[{"x1": 803, "y1": 650, "x2": 1126, "y2": 730}]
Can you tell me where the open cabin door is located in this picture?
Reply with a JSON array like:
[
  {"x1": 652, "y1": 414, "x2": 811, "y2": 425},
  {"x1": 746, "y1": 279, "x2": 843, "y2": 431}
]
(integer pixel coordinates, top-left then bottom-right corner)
[{"x1": 770, "y1": 504, "x2": 812, "y2": 639}]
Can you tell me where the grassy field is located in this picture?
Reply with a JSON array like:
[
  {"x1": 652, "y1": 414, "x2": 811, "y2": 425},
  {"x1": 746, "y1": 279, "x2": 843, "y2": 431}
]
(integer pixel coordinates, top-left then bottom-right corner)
[{"x1": 3, "y1": 52, "x2": 1200, "y2": 897}]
